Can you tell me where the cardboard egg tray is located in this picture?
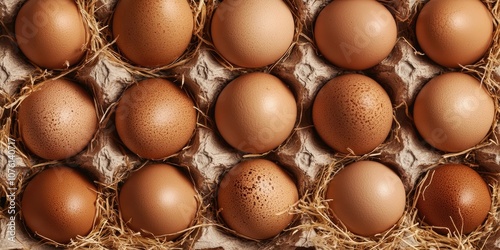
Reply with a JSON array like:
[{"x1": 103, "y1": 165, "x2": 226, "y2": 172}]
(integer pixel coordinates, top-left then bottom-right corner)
[{"x1": 1, "y1": 0, "x2": 500, "y2": 249}]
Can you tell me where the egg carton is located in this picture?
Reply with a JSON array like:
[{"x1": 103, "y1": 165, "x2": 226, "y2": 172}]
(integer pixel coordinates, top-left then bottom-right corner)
[{"x1": 0, "y1": 0, "x2": 500, "y2": 249}]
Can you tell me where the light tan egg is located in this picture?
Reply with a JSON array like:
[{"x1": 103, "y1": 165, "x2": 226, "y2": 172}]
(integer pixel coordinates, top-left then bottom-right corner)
[
  {"x1": 119, "y1": 164, "x2": 198, "y2": 240},
  {"x1": 15, "y1": 0, "x2": 89, "y2": 69},
  {"x1": 326, "y1": 161, "x2": 406, "y2": 236},
  {"x1": 413, "y1": 72, "x2": 495, "y2": 152},
  {"x1": 215, "y1": 72, "x2": 297, "y2": 154},
  {"x1": 211, "y1": 0, "x2": 295, "y2": 68},
  {"x1": 113, "y1": 0, "x2": 194, "y2": 67},
  {"x1": 314, "y1": 0, "x2": 397, "y2": 70}
]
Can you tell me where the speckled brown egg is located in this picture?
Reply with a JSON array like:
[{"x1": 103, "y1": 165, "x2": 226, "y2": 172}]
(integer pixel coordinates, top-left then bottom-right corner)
[
  {"x1": 21, "y1": 166, "x2": 97, "y2": 244},
  {"x1": 416, "y1": 164, "x2": 491, "y2": 234},
  {"x1": 115, "y1": 78, "x2": 196, "y2": 159},
  {"x1": 217, "y1": 159, "x2": 298, "y2": 240},
  {"x1": 413, "y1": 72, "x2": 495, "y2": 153},
  {"x1": 113, "y1": 0, "x2": 194, "y2": 67},
  {"x1": 211, "y1": 0, "x2": 295, "y2": 68},
  {"x1": 15, "y1": 0, "x2": 89, "y2": 69},
  {"x1": 119, "y1": 164, "x2": 198, "y2": 240},
  {"x1": 312, "y1": 74, "x2": 393, "y2": 155},
  {"x1": 314, "y1": 0, "x2": 397, "y2": 70},
  {"x1": 416, "y1": 0, "x2": 493, "y2": 68},
  {"x1": 326, "y1": 161, "x2": 406, "y2": 236},
  {"x1": 215, "y1": 72, "x2": 297, "y2": 154},
  {"x1": 17, "y1": 78, "x2": 98, "y2": 160}
]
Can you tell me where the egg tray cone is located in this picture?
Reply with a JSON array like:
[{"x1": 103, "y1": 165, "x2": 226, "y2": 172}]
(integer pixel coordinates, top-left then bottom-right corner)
[{"x1": 0, "y1": 0, "x2": 500, "y2": 249}]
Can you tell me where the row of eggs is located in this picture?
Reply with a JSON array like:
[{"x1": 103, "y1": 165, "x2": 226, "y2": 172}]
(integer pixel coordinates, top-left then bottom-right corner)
[
  {"x1": 18, "y1": 70, "x2": 496, "y2": 161},
  {"x1": 13, "y1": 0, "x2": 494, "y2": 70},
  {"x1": 21, "y1": 160, "x2": 492, "y2": 244}
]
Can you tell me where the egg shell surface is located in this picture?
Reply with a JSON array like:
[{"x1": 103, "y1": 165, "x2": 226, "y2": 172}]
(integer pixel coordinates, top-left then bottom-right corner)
[
  {"x1": 211, "y1": 0, "x2": 295, "y2": 68},
  {"x1": 416, "y1": 0, "x2": 493, "y2": 68},
  {"x1": 115, "y1": 78, "x2": 196, "y2": 159},
  {"x1": 416, "y1": 164, "x2": 492, "y2": 234},
  {"x1": 15, "y1": 0, "x2": 89, "y2": 69},
  {"x1": 413, "y1": 72, "x2": 495, "y2": 153},
  {"x1": 314, "y1": 0, "x2": 397, "y2": 70},
  {"x1": 312, "y1": 74, "x2": 393, "y2": 155},
  {"x1": 326, "y1": 161, "x2": 406, "y2": 237},
  {"x1": 113, "y1": 0, "x2": 194, "y2": 67},
  {"x1": 21, "y1": 166, "x2": 97, "y2": 244},
  {"x1": 119, "y1": 163, "x2": 198, "y2": 240},
  {"x1": 215, "y1": 72, "x2": 297, "y2": 154},
  {"x1": 18, "y1": 78, "x2": 98, "y2": 160},
  {"x1": 217, "y1": 158, "x2": 299, "y2": 240}
]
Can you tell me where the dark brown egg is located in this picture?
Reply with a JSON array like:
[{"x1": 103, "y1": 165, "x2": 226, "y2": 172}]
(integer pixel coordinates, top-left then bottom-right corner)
[
  {"x1": 18, "y1": 78, "x2": 98, "y2": 160},
  {"x1": 119, "y1": 164, "x2": 198, "y2": 240},
  {"x1": 21, "y1": 166, "x2": 97, "y2": 244},
  {"x1": 217, "y1": 159, "x2": 298, "y2": 240},
  {"x1": 416, "y1": 164, "x2": 491, "y2": 234},
  {"x1": 115, "y1": 78, "x2": 197, "y2": 159}
]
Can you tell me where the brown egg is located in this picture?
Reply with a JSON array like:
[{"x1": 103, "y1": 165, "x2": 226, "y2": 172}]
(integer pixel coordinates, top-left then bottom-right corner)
[
  {"x1": 217, "y1": 159, "x2": 298, "y2": 240},
  {"x1": 15, "y1": 0, "x2": 89, "y2": 69},
  {"x1": 115, "y1": 78, "x2": 196, "y2": 159},
  {"x1": 119, "y1": 164, "x2": 198, "y2": 239},
  {"x1": 211, "y1": 0, "x2": 295, "y2": 68},
  {"x1": 21, "y1": 166, "x2": 97, "y2": 244},
  {"x1": 416, "y1": 164, "x2": 491, "y2": 234},
  {"x1": 326, "y1": 161, "x2": 406, "y2": 236},
  {"x1": 18, "y1": 78, "x2": 98, "y2": 160},
  {"x1": 215, "y1": 72, "x2": 297, "y2": 154},
  {"x1": 413, "y1": 73, "x2": 495, "y2": 152},
  {"x1": 416, "y1": 0, "x2": 493, "y2": 68},
  {"x1": 113, "y1": 0, "x2": 193, "y2": 67},
  {"x1": 312, "y1": 74, "x2": 393, "y2": 155},
  {"x1": 314, "y1": 0, "x2": 397, "y2": 70}
]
